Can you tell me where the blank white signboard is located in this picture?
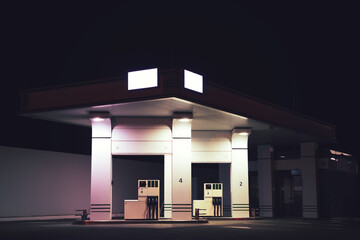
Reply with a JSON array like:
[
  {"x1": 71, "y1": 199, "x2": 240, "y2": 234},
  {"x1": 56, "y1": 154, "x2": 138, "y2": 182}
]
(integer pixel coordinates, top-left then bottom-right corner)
[
  {"x1": 184, "y1": 70, "x2": 203, "y2": 93},
  {"x1": 128, "y1": 68, "x2": 158, "y2": 90}
]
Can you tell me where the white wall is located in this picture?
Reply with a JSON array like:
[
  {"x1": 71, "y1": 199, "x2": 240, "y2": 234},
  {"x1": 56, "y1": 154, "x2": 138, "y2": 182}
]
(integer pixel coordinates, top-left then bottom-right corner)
[
  {"x1": 112, "y1": 118, "x2": 172, "y2": 155},
  {"x1": 191, "y1": 131, "x2": 231, "y2": 163},
  {"x1": 0, "y1": 146, "x2": 90, "y2": 218}
]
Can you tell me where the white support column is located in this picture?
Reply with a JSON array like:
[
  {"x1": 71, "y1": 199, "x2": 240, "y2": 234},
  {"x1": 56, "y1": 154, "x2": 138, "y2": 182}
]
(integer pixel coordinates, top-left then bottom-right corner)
[
  {"x1": 89, "y1": 113, "x2": 112, "y2": 220},
  {"x1": 301, "y1": 142, "x2": 319, "y2": 218},
  {"x1": 164, "y1": 153, "x2": 172, "y2": 218},
  {"x1": 171, "y1": 113, "x2": 192, "y2": 220},
  {"x1": 257, "y1": 144, "x2": 274, "y2": 217},
  {"x1": 231, "y1": 128, "x2": 251, "y2": 218}
]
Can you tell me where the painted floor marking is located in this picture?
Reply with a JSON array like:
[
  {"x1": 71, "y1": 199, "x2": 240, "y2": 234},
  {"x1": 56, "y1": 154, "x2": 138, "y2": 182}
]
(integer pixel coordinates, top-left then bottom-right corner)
[{"x1": 223, "y1": 226, "x2": 251, "y2": 229}]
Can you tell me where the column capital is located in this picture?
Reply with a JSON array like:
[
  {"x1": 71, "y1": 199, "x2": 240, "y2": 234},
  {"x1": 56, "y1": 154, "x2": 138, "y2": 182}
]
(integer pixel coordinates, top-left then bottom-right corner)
[
  {"x1": 172, "y1": 112, "x2": 193, "y2": 120},
  {"x1": 232, "y1": 128, "x2": 251, "y2": 136},
  {"x1": 172, "y1": 112, "x2": 193, "y2": 139},
  {"x1": 90, "y1": 112, "x2": 111, "y2": 138},
  {"x1": 89, "y1": 111, "x2": 111, "y2": 120},
  {"x1": 257, "y1": 144, "x2": 274, "y2": 160},
  {"x1": 231, "y1": 128, "x2": 251, "y2": 149},
  {"x1": 300, "y1": 142, "x2": 318, "y2": 157}
]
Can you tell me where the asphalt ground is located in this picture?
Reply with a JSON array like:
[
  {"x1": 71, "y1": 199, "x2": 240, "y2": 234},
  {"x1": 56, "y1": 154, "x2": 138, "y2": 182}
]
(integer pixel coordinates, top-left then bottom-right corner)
[{"x1": 1, "y1": 218, "x2": 359, "y2": 240}]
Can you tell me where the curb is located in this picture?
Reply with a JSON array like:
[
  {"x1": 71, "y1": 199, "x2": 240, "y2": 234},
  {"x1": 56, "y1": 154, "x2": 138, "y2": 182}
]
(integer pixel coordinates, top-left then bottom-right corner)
[{"x1": 73, "y1": 219, "x2": 209, "y2": 225}]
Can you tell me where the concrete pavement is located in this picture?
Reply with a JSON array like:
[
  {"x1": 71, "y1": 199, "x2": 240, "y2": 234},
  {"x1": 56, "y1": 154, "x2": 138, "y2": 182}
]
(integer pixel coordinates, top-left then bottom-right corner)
[{"x1": 1, "y1": 218, "x2": 359, "y2": 240}]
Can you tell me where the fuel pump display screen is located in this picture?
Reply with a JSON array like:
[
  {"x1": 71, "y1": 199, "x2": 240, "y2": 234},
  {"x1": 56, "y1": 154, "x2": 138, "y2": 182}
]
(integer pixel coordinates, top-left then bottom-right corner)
[
  {"x1": 212, "y1": 183, "x2": 221, "y2": 189},
  {"x1": 139, "y1": 181, "x2": 146, "y2": 187}
]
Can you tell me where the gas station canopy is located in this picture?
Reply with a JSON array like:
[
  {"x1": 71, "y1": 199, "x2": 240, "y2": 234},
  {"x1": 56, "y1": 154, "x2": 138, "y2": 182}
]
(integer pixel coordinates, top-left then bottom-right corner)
[{"x1": 19, "y1": 68, "x2": 335, "y2": 146}]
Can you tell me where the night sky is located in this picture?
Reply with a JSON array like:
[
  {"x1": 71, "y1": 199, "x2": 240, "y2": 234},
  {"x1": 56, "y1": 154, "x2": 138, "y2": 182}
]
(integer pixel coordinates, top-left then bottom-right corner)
[{"x1": 1, "y1": 1, "x2": 359, "y2": 157}]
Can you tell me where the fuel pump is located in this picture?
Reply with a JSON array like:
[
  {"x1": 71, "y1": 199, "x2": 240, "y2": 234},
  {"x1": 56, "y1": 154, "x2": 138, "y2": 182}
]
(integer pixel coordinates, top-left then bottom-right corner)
[
  {"x1": 213, "y1": 197, "x2": 222, "y2": 216},
  {"x1": 193, "y1": 183, "x2": 223, "y2": 217},
  {"x1": 147, "y1": 196, "x2": 159, "y2": 220},
  {"x1": 124, "y1": 180, "x2": 160, "y2": 220}
]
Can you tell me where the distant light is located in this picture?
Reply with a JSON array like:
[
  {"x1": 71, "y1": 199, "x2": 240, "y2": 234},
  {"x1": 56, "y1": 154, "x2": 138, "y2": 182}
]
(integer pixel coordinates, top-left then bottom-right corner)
[
  {"x1": 330, "y1": 149, "x2": 341, "y2": 155},
  {"x1": 128, "y1": 68, "x2": 158, "y2": 90},
  {"x1": 92, "y1": 117, "x2": 104, "y2": 122},
  {"x1": 184, "y1": 70, "x2": 203, "y2": 93},
  {"x1": 179, "y1": 118, "x2": 191, "y2": 122},
  {"x1": 330, "y1": 149, "x2": 352, "y2": 157},
  {"x1": 280, "y1": 155, "x2": 286, "y2": 159}
]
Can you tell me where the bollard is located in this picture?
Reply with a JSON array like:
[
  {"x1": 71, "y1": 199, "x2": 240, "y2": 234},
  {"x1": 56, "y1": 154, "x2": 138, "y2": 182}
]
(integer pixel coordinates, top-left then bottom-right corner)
[
  {"x1": 81, "y1": 209, "x2": 88, "y2": 221},
  {"x1": 251, "y1": 208, "x2": 255, "y2": 218},
  {"x1": 195, "y1": 208, "x2": 200, "y2": 221}
]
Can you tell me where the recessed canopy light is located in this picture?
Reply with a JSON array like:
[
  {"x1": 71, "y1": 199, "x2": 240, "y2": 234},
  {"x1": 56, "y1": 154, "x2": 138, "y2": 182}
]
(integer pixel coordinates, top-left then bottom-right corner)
[
  {"x1": 92, "y1": 117, "x2": 104, "y2": 122},
  {"x1": 179, "y1": 118, "x2": 191, "y2": 122},
  {"x1": 238, "y1": 132, "x2": 249, "y2": 136},
  {"x1": 232, "y1": 128, "x2": 251, "y2": 136}
]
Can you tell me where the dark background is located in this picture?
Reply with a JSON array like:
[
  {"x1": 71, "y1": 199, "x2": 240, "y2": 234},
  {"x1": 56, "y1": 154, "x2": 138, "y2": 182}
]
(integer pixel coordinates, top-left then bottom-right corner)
[{"x1": 1, "y1": 1, "x2": 359, "y2": 157}]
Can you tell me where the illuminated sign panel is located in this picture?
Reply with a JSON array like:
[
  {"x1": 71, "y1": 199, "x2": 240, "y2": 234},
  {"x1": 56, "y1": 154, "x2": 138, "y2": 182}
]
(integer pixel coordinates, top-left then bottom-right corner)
[
  {"x1": 128, "y1": 68, "x2": 158, "y2": 90},
  {"x1": 184, "y1": 70, "x2": 203, "y2": 93}
]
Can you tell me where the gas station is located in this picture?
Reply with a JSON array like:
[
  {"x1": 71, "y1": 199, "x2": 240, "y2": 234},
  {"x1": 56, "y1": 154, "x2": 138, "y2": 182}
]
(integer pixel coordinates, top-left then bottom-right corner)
[{"x1": 19, "y1": 68, "x2": 336, "y2": 221}]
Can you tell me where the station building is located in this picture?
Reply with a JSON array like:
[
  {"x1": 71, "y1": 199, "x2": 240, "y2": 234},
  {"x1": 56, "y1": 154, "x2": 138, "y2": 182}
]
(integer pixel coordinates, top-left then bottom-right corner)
[{"x1": 15, "y1": 68, "x2": 355, "y2": 220}]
